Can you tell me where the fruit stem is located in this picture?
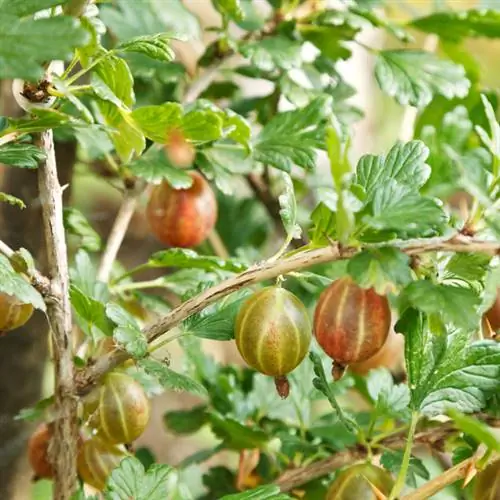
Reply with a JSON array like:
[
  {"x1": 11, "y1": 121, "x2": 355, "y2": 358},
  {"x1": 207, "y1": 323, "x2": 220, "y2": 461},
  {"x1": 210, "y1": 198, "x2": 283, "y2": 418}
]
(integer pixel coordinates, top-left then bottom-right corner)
[
  {"x1": 388, "y1": 411, "x2": 419, "y2": 500},
  {"x1": 148, "y1": 331, "x2": 190, "y2": 354}
]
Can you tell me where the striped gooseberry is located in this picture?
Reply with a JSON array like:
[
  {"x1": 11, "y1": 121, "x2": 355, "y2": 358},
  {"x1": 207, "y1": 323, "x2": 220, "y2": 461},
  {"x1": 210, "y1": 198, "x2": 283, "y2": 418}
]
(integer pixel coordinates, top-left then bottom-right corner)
[
  {"x1": 28, "y1": 423, "x2": 54, "y2": 479},
  {"x1": 314, "y1": 277, "x2": 391, "y2": 379},
  {"x1": 77, "y1": 436, "x2": 130, "y2": 491},
  {"x1": 234, "y1": 286, "x2": 312, "y2": 398},
  {"x1": 326, "y1": 463, "x2": 394, "y2": 500},
  {"x1": 474, "y1": 460, "x2": 500, "y2": 499},
  {"x1": 0, "y1": 292, "x2": 34, "y2": 334},
  {"x1": 84, "y1": 372, "x2": 150, "y2": 444},
  {"x1": 146, "y1": 171, "x2": 217, "y2": 248}
]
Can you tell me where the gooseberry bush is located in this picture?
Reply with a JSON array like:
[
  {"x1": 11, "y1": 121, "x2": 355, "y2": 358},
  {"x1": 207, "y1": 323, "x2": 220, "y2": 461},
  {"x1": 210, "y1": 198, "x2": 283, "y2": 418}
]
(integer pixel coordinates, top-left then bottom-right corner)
[{"x1": 1, "y1": 0, "x2": 500, "y2": 499}]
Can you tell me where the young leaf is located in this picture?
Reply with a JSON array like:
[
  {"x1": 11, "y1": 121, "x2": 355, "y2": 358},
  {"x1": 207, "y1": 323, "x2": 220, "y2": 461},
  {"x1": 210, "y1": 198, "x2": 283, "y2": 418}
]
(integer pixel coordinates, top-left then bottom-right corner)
[
  {"x1": 366, "y1": 368, "x2": 410, "y2": 419},
  {"x1": 380, "y1": 450, "x2": 430, "y2": 488},
  {"x1": 278, "y1": 173, "x2": 302, "y2": 241},
  {"x1": 375, "y1": 50, "x2": 470, "y2": 108},
  {"x1": 254, "y1": 97, "x2": 330, "y2": 172},
  {"x1": 448, "y1": 409, "x2": 500, "y2": 452},
  {"x1": 212, "y1": 0, "x2": 244, "y2": 22},
  {"x1": 164, "y1": 405, "x2": 209, "y2": 435},
  {"x1": 0, "y1": 192, "x2": 25, "y2": 209},
  {"x1": 411, "y1": 9, "x2": 500, "y2": 42},
  {"x1": 15, "y1": 396, "x2": 54, "y2": 422},
  {"x1": 347, "y1": 247, "x2": 412, "y2": 294},
  {"x1": 403, "y1": 281, "x2": 481, "y2": 331},
  {"x1": 475, "y1": 94, "x2": 500, "y2": 160},
  {"x1": 445, "y1": 253, "x2": 491, "y2": 282},
  {"x1": 117, "y1": 34, "x2": 175, "y2": 62},
  {"x1": 0, "y1": 144, "x2": 45, "y2": 169},
  {"x1": 221, "y1": 485, "x2": 291, "y2": 500},
  {"x1": 309, "y1": 351, "x2": 358, "y2": 432},
  {"x1": 63, "y1": 207, "x2": 102, "y2": 252},
  {"x1": 131, "y1": 103, "x2": 182, "y2": 143},
  {"x1": 139, "y1": 357, "x2": 208, "y2": 397},
  {"x1": 148, "y1": 248, "x2": 246, "y2": 273},
  {"x1": 0, "y1": 254, "x2": 45, "y2": 311},
  {"x1": 240, "y1": 36, "x2": 302, "y2": 72},
  {"x1": 396, "y1": 309, "x2": 500, "y2": 416},
  {"x1": 70, "y1": 285, "x2": 114, "y2": 338},
  {"x1": 106, "y1": 304, "x2": 148, "y2": 358},
  {"x1": 94, "y1": 53, "x2": 135, "y2": 108},
  {"x1": 106, "y1": 456, "x2": 175, "y2": 500}
]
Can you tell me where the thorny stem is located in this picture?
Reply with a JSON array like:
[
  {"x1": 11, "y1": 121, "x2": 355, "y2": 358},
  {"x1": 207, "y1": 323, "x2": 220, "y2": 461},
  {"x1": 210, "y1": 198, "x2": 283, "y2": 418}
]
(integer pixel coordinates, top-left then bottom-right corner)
[
  {"x1": 75, "y1": 234, "x2": 500, "y2": 395},
  {"x1": 389, "y1": 411, "x2": 419, "y2": 500},
  {"x1": 38, "y1": 129, "x2": 77, "y2": 499}
]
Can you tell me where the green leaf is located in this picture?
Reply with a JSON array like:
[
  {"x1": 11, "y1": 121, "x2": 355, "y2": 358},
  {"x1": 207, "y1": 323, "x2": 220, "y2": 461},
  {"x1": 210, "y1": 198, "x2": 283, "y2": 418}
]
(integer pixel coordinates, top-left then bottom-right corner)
[
  {"x1": 139, "y1": 357, "x2": 208, "y2": 397},
  {"x1": 309, "y1": 351, "x2": 358, "y2": 432},
  {"x1": 448, "y1": 409, "x2": 500, "y2": 452},
  {"x1": 106, "y1": 456, "x2": 175, "y2": 500},
  {"x1": 95, "y1": 53, "x2": 135, "y2": 108},
  {"x1": 240, "y1": 36, "x2": 303, "y2": 72},
  {"x1": 221, "y1": 485, "x2": 291, "y2": 500},
  {"x1": 163, "y1": 405, "x2": 208, "y2": 435},
  {"x1": 0, "y1": 144, "x2": 45, "y2": 169},
  {"x1": 0, "y1": 14, "x2": 88, "y2": 80},
  {"x1": 354, "y1": 141, "x2": 431, "y2": 203},
  {"x1": 278, "y1": 172, "x2": 301, "y2": 241},
  {"x1": 106, "y1": 304, "x2": 148, "y2": 358},
  {"x1": 0, "y1": 192, "x2": 25, "y2": 209},
  {"x1": 445, "y1": 253, "x2": 491, "y2": 282},
  {"x1": 347, "y1": 247, "x2": 412, "y2": 294},
  {"x1": 0, "y1": 254, "x2": 45, "y2": 311},
  {"x1": 396, "y1": 309, "x2": 500, "y2": 415},
  {"x1": 375, "y1": 50, "x2": 470, "y2": 108},
  {"x1": 148, "y1": 248, "x2": 246, "y2": 273},
  {"x1": 380, "y1": 450, "x2": 430, "y2": 488},
  {"x1": 70, "y1": 285, "x2": 114, "y2": 338},
  {"x1": 403, "y1": 281, "x2": 480, "y2": 331},
  {"x1": 475, "y1": 94, "x2": 500, "y2": 160},
  {"x1": 128, "y1": 146, "x2": 193, "y2": 185},
  {"x1": 117, "y1": 33, "x2": 175, "y2": 61},
  {"x1": 208, "y1": 412, "x2": 270, "y2": 450},
  {"x1": 254, "y1": 97, "x2": 330, "y2": 172},
  {"x1": 5, "y1": 108, "x2": 81, "y2": 134},
  {"x1": 212, "y1": 0, "x2": 244, "y2": 22},
  {"x1": 14, "y1": 396, "x2": 54, "y2": 422},
  {"x1": 366, "y1": 368, "x2": 410, "y2": 419},
  {"x1": 411, "y1": 10, "x2": 500, "y2": 42},
  {"x1": 1, "y1": 0, "x2": 65, "y2": 16},
  {"x1": 64, "y1": 207, "x2": 101, "y2": 252}
]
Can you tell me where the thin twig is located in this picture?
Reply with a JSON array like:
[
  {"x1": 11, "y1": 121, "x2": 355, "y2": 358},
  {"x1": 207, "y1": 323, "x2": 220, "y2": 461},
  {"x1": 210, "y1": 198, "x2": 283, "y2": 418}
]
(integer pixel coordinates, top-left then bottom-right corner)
[
  {"x1": 0, "y1": 239, "x2": 51, "y2": 296},
  {"x1": 75, "y1": 235, "x2": 500, "y2": 394},
  {"x1": 38, "y1": 129, "x2": 77, "y2": 499},
  {"x1": 96, "y1": 187, "x2": 143, "y2": 283}
]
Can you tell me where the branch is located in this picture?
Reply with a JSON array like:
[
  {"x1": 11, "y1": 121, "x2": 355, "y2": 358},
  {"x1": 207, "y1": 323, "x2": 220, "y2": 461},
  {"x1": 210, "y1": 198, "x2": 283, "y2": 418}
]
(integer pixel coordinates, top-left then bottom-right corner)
[
  {"x1": 75, "y1": 235, "x2": 500, "y2": 394},
  {"x1": 0, "y1": 239, "x2": 51, "y2": 296},
  {"x1": 275, "y1": 416, "x2": 499, "y2": 492},
  {"x1": 38, "y1": 129, "x2": 77, "y2": 499}
]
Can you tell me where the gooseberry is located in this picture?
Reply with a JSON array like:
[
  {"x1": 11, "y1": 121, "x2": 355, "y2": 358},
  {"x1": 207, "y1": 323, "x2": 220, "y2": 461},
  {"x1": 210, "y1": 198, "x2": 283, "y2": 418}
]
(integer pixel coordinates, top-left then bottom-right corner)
[{"x1": 0, "y1": 292, "x2": 34, "y2": 334}]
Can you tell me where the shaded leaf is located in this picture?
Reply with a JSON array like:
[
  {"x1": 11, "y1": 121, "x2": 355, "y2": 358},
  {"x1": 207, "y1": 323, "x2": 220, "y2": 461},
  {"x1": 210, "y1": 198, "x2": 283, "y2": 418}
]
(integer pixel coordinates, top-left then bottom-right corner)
[
  {"x1": 0, "y1": 144, "x2": 45, "y2": 169},
  {"x1": 164, "y1": 405, "x2": 209, "y2": 435},
  {"x1": 106, "y1": 304, "x2": 148, "y2": 358},
  {"x1": 117, "y1": 33, "x2": 175, "y2": 61},
  {"x1": 64, "y1": 207, "x2": 101, "y2": 252}
]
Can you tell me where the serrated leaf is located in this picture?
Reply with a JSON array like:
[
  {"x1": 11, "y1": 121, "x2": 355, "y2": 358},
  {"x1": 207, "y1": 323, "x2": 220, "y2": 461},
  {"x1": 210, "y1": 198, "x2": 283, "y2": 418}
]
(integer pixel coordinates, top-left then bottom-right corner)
[
  {"x1": 0, "y1": 192, "x2": 25, "y2": 209},
  {"x1": 64, "y1": 207, "x2": 101, "y2": 252},
  {"x1": 117, "y1": 33, "x2": 175, "y2": 61},
  {"x1": 445, "y1": 253, "x2": 491, "y2": 282},
  {"x1": 448, "y1": 409, "x2": 500, "y2": 452},
  {"x1": 0, "y1": 144, "x2": 45, "y2": 169},
  {"x1": 106, "y1": 456, "x2": 175, "y2": 500},
  {"x1": 5, "y1": 108, "x2": 81, "y2": 134},
  {"x1": 254, "y1": 97, "x2": 330, "y2": 172},
  {"x1": 375, "y1": 50, "x2": 470, "y2": 108},
  {"x1": 403, "y1": 281, "x2": 480, "y2": 330},
  {"x1": 221, "y1": 485, "x2": 291, "y2": 500},
  {"x1": 278, "y1": 172, "x2": 301, "y2": 240},
  {"x1": 106, "y1": 304, "x2": 148, "y2": 358},
  {"x1": 14, "y1": 396, "x2": 54, "y2": 422},
  {"x1": 348, "y1": 247, "x2": 412, "y2": 294},
  {"x1": 148, "y1": 248, "x2": 246, "y2": 273},
  {"x1": 164, "y1": 405, "x2": 208, "y2": 435},
  {"x1": 0, "y1": 254, "x2": 45, "y2": 311},
  {"x1": 128, "y1": 146, "x2": 193, "y2": 185},
  {"x1": 366, "y1": 368, "x2": 410, "y2": 418},
  {"x1": 0, "y1": 14, "x2": 88, "y2": 80},
  {"x1": 208, "y1": 412, "x2": 270, "y2": 450},
  {"x1": 475, "y1": 94, "x2": 500, "y2": 160},
  {"x1": 411, "y1": 9, "x2": 500, "y2": 42},
  {"x1": 212, "y1": 0, "x2": 244, "y2": 22},
  {"x1": 355, "y1": 141, "x2": 431, "y2": 204},
  {"x1": 70, "y1": 285, "x2": 114, "y2": 338},
  {"x1": 240, "y1": 36, "x2": 302, "y2": 72},
  {"x1": 140, "y1": 357, "x2": 208, "y2": 397},
  {"x1": 380, "y1": 450, "x2": 430, "y2": 488},
  {"x1": 396, "y1": 309, "x2": 500, "y2": 416}
]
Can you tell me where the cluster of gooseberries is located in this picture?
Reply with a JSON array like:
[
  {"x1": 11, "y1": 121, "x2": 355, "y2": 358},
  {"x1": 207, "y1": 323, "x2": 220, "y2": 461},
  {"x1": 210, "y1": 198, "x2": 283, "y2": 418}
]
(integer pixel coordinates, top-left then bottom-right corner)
[{"x1": 29, "y1": 360, "x2": 150, "y2": 491}]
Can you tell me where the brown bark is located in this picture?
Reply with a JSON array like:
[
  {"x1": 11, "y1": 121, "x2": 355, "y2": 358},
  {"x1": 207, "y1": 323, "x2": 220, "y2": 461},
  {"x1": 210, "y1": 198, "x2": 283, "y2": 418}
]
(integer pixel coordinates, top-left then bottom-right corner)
[{"x1": 0, "y1": 80, "x2": 76, "y2": 499}]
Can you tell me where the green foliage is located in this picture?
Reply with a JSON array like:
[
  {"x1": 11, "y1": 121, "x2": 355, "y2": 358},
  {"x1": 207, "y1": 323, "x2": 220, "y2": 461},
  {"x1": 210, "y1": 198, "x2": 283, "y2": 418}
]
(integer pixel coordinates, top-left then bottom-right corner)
[{"x1": 0, "y1": 144, "x2": 45, "y2": 169}]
